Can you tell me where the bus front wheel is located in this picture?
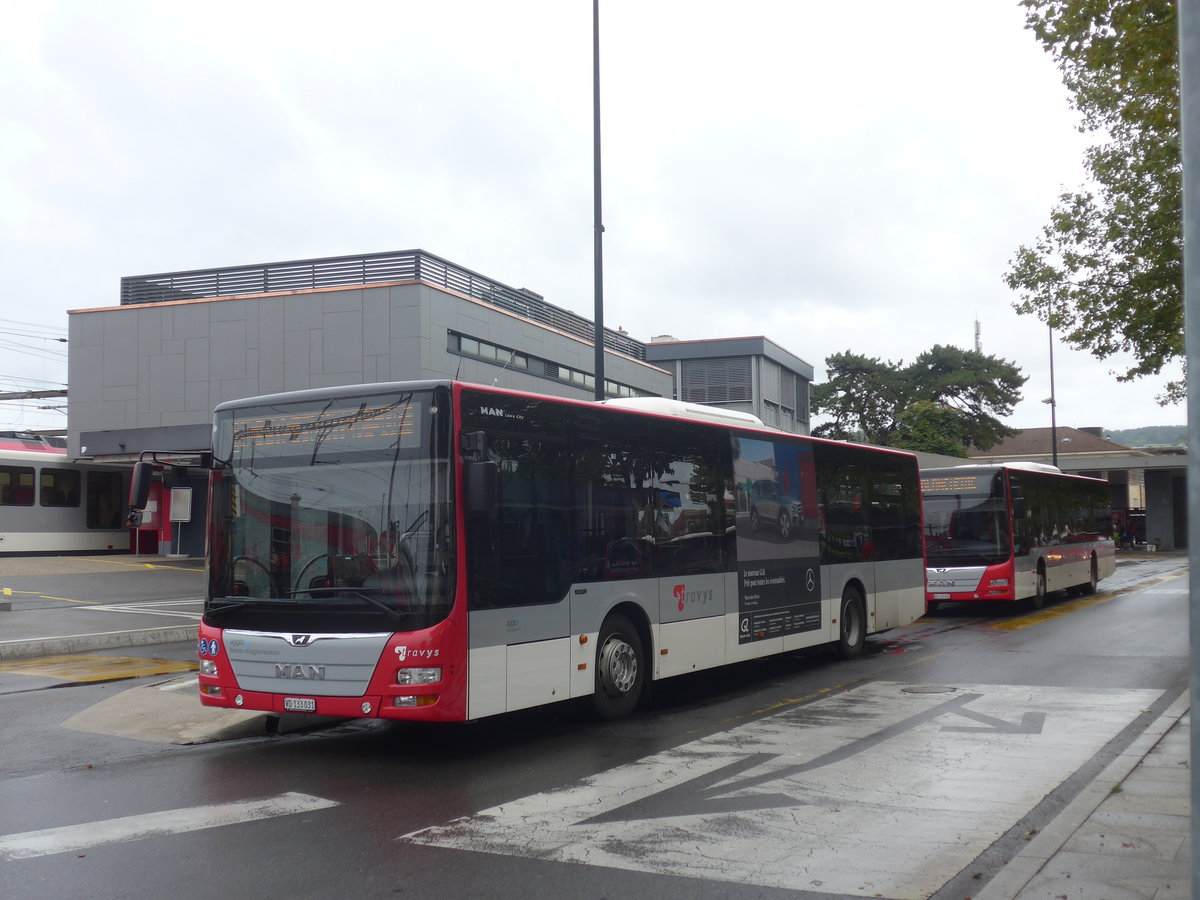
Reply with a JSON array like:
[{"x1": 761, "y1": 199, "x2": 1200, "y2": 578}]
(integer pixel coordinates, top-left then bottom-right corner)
[
  {"x1": 592, "y1": 614, "x2": 645, "y2": 720},
  {"x1": 1030, "y1": 565, "x2": 1047, "y2": 610},
  {"x1": 837, "y1": 587, "x2": 866, "y2": 659}
]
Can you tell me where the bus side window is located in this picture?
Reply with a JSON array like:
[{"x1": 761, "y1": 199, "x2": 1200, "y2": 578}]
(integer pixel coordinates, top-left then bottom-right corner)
[{"x1": 467, "y1": 434, "x2": 574, "y2": 609}]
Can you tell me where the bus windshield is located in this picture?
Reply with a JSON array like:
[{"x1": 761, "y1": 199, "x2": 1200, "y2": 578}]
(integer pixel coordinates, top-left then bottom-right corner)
[
  {"x1": 922, "y1": 472, "x2": 1010, "y2": 567},
  {"x1": 206, "y1": 390, "x2": 453, "y2": 631}
]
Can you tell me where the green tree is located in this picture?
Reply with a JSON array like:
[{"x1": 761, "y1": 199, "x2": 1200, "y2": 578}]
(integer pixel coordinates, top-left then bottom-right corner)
[
  {"x1": 891, "y1": 402, "x2": 971, "y2": 458},
  {"x1": 904, "y1": 345, "x2": 1027, "y2": 450},
  {"x1": 809, "y1": 351, "x2": 907, "y2": 446},
  {"x1": 811, "y1": 345, "x2": 1025, "y2": 452},
  {"x1": 1004, "y1": 0, "x2": 1183, "y2": 403}
]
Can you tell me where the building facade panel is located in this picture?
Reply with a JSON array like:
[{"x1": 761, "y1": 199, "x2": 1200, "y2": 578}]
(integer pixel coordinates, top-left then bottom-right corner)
[
  {"x1": 103, "y1": 315, "x2": 140, "y2": 388},
  {"x1": 148, "y1": 353, "x2": 186, "y2": 415},
  {"x1": 362, "y1": 288, "x2": 392, "y2": 358},
  {"x1": 210, "y1": 319, "x2": 249, "y2": 380},
  {"x1": 70, "y1": 281, "x2": 674, "y2": 455},
  {"x1": 320, "y1": 309, "x2": 364, "y2": 376}
]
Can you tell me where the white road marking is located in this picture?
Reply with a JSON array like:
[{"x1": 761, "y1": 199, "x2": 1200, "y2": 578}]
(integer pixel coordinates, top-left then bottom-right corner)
[
  {"x1": 80, "y1": 598, "x2": 202, "y2": 621},
  {"x1": 0, "y1": 792, "x2": 338, "y2": 860},
  {"x1": 402, "y1": 682, "x2": 1160, "y2": 899}
]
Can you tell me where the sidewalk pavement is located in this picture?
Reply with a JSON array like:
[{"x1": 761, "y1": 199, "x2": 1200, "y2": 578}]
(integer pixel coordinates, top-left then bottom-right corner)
[
  {"x1": 0, "y1": 551, "x2": 1191, "y2": 898},
  {"x1": 0, "y1": 555, "x2": 203, "y2": 661},
  {"x1": 976, "y1": 692, "x2": 1190, "y2": 900}
]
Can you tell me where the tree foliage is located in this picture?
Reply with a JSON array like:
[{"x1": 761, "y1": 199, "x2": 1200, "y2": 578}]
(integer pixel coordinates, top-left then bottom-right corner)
[
  {"x1": 891, "y1": 402, "x2": 970, "y2": 458},
  {"x1": 1004, "y1": 0, "x2": 1183, "y2": 403},
  {"x1": 810, "y1": 345, "x2": 1026, "y2": 453}
]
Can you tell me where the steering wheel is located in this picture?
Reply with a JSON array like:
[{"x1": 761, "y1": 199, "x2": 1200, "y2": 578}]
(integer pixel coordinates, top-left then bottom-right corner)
[
  {"x1": 233, "y1": 555, "x2": 276, "y2": 598},
  {"x1": 292, "y1": 553, "x2": 332, "y2": 595}
]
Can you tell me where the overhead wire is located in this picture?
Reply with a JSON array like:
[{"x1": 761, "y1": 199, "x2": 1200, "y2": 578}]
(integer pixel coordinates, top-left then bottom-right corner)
[{"x1": 0, "y1": 318, "x2": 70, "y2": 428}]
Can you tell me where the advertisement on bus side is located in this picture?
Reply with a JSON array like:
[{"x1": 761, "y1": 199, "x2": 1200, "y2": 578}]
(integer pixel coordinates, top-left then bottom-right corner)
[{"x1": 733, "y1": 437, "x2": 821, "y2": 643}]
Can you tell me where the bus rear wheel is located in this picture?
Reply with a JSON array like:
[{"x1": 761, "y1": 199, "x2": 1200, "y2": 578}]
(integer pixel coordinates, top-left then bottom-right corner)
[
  {"x1": 837, "y1": 587, "x2": 866, "y2": 659},
  {"x1": 1076, "y1": 556, "x2": 1099, "y2": 596},
  {"x1": 592, "y1": 614, "x2": 645, "y2": 720}
]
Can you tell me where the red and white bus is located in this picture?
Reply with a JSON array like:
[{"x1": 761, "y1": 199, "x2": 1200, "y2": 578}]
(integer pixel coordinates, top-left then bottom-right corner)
[
  {"x1": 921, "y1": 462, "x2": 1116, "y2": 611},
  {"x1": 194, "y1": 380, "x2": 926, "y2": 722}
]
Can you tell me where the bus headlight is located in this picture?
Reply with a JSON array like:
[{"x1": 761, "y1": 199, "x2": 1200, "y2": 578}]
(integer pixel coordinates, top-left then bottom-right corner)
[
  {"x1": 988, "y1": 578, "x2": 1010, "y2": 587},
  {"x1": 199, "y1": 660, "x2": 219, "y2": 677},
  {"x1": 396, "y1": 667, "x2": 442, "y2": 686}
]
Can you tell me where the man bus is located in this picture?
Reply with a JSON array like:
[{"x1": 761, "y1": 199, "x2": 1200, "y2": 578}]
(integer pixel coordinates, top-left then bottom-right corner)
[
  {"x1": 922, "y1": 462, "x2": 1116, "y2": 611},
  {"x1": 187, "y1": 380, "x2": 926, "y2": 723}
]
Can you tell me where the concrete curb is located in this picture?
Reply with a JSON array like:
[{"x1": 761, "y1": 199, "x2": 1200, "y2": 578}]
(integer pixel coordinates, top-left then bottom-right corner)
[
  {"x1": 973, "y1": 688, "x2": 1191, "y2": 900},
  {"x1": 0, "y1": 624, "x2": 199, "y2": 661}
]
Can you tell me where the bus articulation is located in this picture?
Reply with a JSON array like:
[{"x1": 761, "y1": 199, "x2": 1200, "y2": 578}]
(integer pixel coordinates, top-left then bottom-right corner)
[
  {"x1": 188, "y1": 380, "x2": 927, "y2": 723},
  {"x1": 921, "y1": 462, "x2": 1116, "y2": 611}
]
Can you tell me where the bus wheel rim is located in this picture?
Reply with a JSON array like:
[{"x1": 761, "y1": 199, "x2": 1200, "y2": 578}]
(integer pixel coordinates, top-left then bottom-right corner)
[
  {"x1": 600, "y1": 637, "x2": 637, "y2": 695},
  {"x1": 845, "y1": 599, "x2": 862, "y2": 643}
]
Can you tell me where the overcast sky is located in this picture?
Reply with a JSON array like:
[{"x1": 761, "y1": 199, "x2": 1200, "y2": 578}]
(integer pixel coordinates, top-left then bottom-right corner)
[{"x1": 0, "y1": 0, "x2": 1185, "y2": 435}]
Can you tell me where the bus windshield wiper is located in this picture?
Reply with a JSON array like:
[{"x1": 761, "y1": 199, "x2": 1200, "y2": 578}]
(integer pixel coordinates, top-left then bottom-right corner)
[
  {"x1": 289, "y1": 587, "x2": 405, "y2": 621},
  {"x1": 205, "y1": 597, "x2": 293, "y2": 618}
]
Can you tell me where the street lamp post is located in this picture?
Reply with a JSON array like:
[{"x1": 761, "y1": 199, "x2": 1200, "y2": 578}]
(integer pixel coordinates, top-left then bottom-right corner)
[
  {"x1": 1044, "y1": 324, "x2": 1058, "y2": 467},
  {"x1": 592, "y1": 0, "x2": 605, "y2": 401}
]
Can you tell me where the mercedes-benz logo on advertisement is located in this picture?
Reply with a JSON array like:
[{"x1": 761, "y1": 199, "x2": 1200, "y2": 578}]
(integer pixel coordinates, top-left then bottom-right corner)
[{"x1": 289, "y1": 634, "x2": 314, "y2": 647}]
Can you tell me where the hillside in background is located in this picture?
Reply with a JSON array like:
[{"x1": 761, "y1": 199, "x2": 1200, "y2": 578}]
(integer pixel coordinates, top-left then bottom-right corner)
[{"x1": 1107, "y1": 426, "x2": 1188, "y2": 447}]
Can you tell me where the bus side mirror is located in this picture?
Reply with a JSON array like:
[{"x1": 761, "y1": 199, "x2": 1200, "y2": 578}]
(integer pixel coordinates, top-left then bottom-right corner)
[
  {"x1": 129, "y1": 461, "x2": 154, "y2": 510},
  {"x1": 1012, "y1": 497, "x2": 1026, "y2": 520},
  {"x1": 465, "y1": 461, "x2": 497, "y2": 516}
]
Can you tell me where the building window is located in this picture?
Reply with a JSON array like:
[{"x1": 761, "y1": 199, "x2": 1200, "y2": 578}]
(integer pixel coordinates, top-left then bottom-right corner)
[
  {"x1": 449, "y1": 331, "x2": 649, "y2": 400},
  {"x1": 449, "y1": 333, "x2": 528, "y2": 371},
  {"x1": 762, "y1": 400, "x2": 781, "y2": 428},
  {"x1": 680, "y1": 357, "x2": 752, "y2": 404}
]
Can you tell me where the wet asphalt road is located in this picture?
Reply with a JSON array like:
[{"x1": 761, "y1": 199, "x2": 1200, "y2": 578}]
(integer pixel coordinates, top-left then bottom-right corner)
[{"x1": 0, "y1": 555, "x2": 1188, "y2": 899}]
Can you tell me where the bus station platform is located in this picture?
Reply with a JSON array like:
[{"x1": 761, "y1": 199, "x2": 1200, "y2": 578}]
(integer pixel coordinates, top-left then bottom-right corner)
[
  {"x1": 0, "y1": 554, "x2": 204, "y2": 661},
  {"x1": 0, "y1": 551, "x2": 1191, "y2": 897}
]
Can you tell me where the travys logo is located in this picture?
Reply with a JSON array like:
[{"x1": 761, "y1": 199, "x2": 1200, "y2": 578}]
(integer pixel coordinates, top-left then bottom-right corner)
[
  {"x1": 395, "y1": 646, "x2": 441, "y2": 662},
  {"x1": 674, "y1": 584, "x2": 713, "y2": 611}
]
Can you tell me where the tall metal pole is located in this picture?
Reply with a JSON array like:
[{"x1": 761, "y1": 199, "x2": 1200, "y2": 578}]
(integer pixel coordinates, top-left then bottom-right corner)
[
  {"x1": 1176, "y1": 0, "x2": 1199, "y2": 885},
  {"x1": 592, "y1": 0, "x2": 606, "y2": 401},
  {"x1": 1048, "y1": 325, "x2": 1058, "y2": 467}
]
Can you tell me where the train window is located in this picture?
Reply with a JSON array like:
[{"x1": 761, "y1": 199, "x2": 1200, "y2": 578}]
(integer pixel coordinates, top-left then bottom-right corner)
[
  {"x1": 0, "y1": 466, "x2": 35, "y2": 506},
  {"x1": 40, "y1": 468, "x2": 81, "y2": 507},
  {"x1": 87, "y1": 471, "x2": 125, "y2": 528}
]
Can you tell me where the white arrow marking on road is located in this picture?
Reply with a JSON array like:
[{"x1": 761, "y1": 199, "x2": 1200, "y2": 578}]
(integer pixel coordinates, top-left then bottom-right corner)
[
  {"x1": 583, "y1": 691, "x2": 1047, "y2": 823},
  {"x1": 0, "y1": 792, "x2": 338, "y2": 860},
  {"x1": 403, "y1": 682, "x2": 1160, "y2": 898}
]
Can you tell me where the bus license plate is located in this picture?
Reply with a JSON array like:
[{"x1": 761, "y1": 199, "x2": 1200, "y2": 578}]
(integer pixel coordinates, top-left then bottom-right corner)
[
  {"x1": 933, "y1": 593, "x2": 951, "y2": 601},
  {"x1": 283, "y1": 697, "x2": 316, "y2": 713}
]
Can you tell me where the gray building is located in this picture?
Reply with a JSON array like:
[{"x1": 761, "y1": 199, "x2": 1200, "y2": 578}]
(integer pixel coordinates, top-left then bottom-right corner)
[
  {"x1": 646, "y1": 335, "x2": 813, "y2": 434},
  {"x1": 67, "y1": 250, "x2": 815, "y2": 555}
]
